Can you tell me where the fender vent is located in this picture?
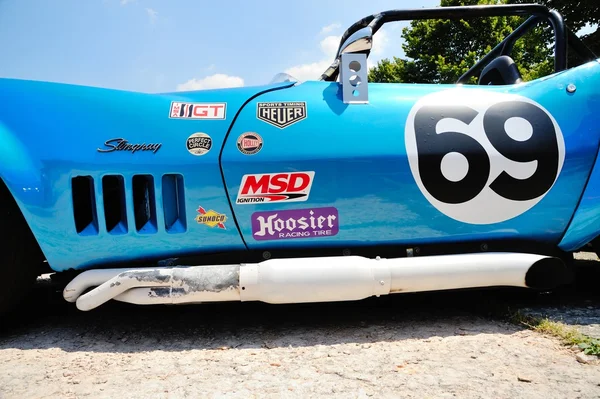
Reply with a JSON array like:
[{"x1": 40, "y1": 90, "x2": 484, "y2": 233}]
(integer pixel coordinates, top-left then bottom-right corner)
[
  {"x1": 133, "y1": 175, "x2": 157, "y2": 234},
  {"x1": 102, "y1": 175, "x2": 128, "y2": 235},
  {"x1": 72, "y1": 176, "x2": 99, "y2": 235},
  {"x1": 162, "y1": 174, "x2": 186, "y2": 233}
]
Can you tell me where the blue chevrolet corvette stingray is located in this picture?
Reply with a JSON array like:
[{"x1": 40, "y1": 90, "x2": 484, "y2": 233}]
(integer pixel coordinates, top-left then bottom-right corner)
[{"x1": 1, "y1": 4, "x2": 599, "y2": 313}]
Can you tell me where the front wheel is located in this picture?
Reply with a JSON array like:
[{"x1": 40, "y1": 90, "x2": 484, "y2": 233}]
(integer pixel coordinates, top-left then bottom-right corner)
[{"x1": 0, "y1": 180, "x2": 44, "y2": 315}]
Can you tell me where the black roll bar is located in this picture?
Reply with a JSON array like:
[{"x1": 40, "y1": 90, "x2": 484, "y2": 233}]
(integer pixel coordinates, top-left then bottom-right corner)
[{"x1": 321, "y1": 4, "x2": 580, "y2": 83}]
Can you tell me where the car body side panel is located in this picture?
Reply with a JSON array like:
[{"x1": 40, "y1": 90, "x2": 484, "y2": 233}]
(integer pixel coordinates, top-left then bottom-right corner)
[
  {"x1": 0, "y1": 78, "x2": 293, "y2": 272},
  {"x1": 559, "y1": 144, "x2": 600, "y2": 251},
  {"x1": 222, "y1": 61, "x2": 600, "y2": 248}
]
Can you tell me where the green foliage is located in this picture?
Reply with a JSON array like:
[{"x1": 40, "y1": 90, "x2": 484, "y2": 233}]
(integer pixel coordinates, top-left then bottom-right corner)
[
  {"x1": 368, "y1": 0, "x2": 596, "y2": 84},
  {"x1": 512, "y1": 312, "x2": 600, "y2": 356},
  {"x1": 578, "y1": 340, "x2": 600, "y2": 356}
]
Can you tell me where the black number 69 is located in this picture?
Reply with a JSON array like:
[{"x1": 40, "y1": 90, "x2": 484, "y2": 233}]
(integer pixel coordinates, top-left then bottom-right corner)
[{"x1": 414, "y1": 101, "x2": 560, "y2": 204}]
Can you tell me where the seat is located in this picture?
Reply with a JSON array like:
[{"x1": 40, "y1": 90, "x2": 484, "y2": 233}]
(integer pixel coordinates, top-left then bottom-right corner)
[{"x1": 478, "y1": 55, "x2": 523, "y2": 85}]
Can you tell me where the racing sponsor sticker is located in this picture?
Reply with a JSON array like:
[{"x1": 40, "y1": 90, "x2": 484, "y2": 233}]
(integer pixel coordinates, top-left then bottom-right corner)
[
  {"x1": 236, "y1": 132, "x2": 263, "y2": 155},
  {"x1": 195, "y1": 206, "x2": 227, "y2": 229},
  {"x1": 404, "y1": 89, "x2": 565, "y2": 224},
  {"x1": 236, "y1": 171, "x2": 315, "y2": 205},
  {"x1": 97, "y1": 138, "x2": 162, "y2": 154},
  {"x1": 170, "y1": 102, "x2": 226, "y2": 120},
  {"x1": 252, "y1": 207, "x2": 338, "y2": 240},
  {"x1": 186, "y1": 132, "x2": 212, "y2": 156},
  {"x1": 257, "y1": 102, "x2": 306, "y2": 129}
]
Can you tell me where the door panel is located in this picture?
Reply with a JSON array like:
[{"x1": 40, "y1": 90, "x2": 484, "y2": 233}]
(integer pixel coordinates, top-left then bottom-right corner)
[{"x1": 221, "y1": 67, "x2": 600, "y2": 249}]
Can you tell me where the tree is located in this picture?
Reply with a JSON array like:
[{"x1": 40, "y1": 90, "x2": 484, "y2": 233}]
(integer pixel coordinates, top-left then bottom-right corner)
[
  {"x1": 510, "y1": 0, "x2": 600, "y2": 57},
  {"x1": 368, "y1": 0, "x2": 597, "y2": 84}
]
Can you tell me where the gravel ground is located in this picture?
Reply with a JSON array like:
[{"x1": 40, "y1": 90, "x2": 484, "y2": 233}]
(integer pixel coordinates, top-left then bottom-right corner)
[{"x1": 1, "y1": 256, "x2": 600, "y2": 399}]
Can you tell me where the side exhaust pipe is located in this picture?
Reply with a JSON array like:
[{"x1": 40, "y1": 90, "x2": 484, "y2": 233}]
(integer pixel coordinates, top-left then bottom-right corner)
[{"x1": 63, "y1": 252, "x2": 569, "y2": 311}]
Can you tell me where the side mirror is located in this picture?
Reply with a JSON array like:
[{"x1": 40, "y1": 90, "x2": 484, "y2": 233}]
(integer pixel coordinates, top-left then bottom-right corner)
[{"x1": 337, "y1": 27, "x2": 373, "y2": 57}]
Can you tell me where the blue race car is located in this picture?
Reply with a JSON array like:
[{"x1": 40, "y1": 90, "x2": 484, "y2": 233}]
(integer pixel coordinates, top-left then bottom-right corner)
[{"x1": 1, "y1": 4, "x2": 599, "y2": 312}]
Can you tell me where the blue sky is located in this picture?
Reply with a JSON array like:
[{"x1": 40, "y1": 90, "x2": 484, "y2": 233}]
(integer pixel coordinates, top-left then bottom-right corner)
[
  {"x1": 0, "y1": 1, "x2": 594, "y2": 93},
  {"x1": 0, "y1": 0, "x2": 440, "y2": 92}
]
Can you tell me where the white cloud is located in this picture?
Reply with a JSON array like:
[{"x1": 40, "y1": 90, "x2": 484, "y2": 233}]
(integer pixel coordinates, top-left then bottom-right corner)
[
  {"x1": 146, "y1": 8, "x2": 158, "y2": 24},
  {"x1": 371, "y1": 29, "x2": 389, "y2": 56},
  {"x1": 284, "y1": 60, "x2": 332, "y2": 82},
  {"x1": 320, "y1": 23, "x2": 341, "y2": 35},
  {"x1": 176, "y1": 74, "x2": 245, "y2": 91},
  {"x1": 120, "y1": 0, "x2": 136, "y2": 5},
  {"x1": 284, "y1": 23, "x2": 400, "y2": 82},
  {"x1": 284, "y1": 35, "x2": 341, "y2": 82},
  {"x1": 320, "y1": 35, "x2": 341, "y2": 58}
]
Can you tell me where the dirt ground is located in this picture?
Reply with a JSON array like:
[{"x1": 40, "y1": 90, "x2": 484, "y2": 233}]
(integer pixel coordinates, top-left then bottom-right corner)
[{"x1": 1, "y1": 256, "x2": 600, "y2": 399}]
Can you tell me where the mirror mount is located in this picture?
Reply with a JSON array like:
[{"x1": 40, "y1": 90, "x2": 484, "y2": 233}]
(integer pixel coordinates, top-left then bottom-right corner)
[
  {"x1": 337, "y1": 27, "x2": 372, "y2": 104},
  {"x1": 340, "y1": 53, "x2": 369, "y2": 104}
]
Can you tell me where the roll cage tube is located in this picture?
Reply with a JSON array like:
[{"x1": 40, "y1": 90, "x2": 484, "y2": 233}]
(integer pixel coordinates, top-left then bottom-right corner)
[{"x1": 320, "y1": 4, "x2": 597, "y2": 83}]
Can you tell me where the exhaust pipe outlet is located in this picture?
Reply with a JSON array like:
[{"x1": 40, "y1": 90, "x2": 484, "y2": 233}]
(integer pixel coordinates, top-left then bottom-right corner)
[
  {"x1": 525, "y1": 257, "x2": 573, "y2": 290},
  {"x1": 63, "y1": 252, "x2": 568, "y2": 311}
]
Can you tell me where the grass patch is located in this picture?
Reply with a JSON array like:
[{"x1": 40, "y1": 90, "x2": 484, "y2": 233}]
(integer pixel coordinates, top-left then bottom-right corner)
[{"x1": 511, "y1": 311, "x2": 600, "y2": 356}]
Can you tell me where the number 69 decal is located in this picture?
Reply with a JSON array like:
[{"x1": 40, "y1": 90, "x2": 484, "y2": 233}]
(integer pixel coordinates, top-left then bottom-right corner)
[{"x1": 405, "y1": 90, "x2": 565, "y2": 225}]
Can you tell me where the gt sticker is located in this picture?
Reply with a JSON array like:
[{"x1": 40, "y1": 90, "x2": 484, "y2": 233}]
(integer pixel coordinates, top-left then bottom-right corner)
[
  {"x1": 236, "y1": 171, "x2": 315, "y2": 205},
  {"x1": 186, "y1": 132, "x2": 212, "y2": 156},
  {"x1": 170, "y1": 102, "x2": 226, "y2": 120},
  {"x1": 405, "y1": 89, "x2": 565, "y2": 225},
  {"x1": 257, "y1": 102, "x2": 307, "y2": 129},
  {"x1": 252, "y1": 207, "x2": 339, "y2": 240},
  {"x1": 195, "y1": 206, "x2": 227, "y2": 229},
  {"x1": 237, "y1": 132, "x2": 263, "y2": 155}
]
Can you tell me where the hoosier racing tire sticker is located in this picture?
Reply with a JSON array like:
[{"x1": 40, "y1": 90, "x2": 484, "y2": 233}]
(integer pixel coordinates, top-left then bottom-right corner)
[{"x1": 252, "y1": 207, "x2": 338, "y2": 240}]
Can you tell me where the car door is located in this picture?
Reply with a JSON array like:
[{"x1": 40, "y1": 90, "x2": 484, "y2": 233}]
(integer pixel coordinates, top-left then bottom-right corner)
[{"x1": 221, "y1": 73, "x2": 600, "y2": 250}]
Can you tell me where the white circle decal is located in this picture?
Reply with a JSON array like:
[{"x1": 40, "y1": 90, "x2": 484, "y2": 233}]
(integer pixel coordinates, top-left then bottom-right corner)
[
  {"x1": 186, "y1": 132, "x2": 212, "y2": 156},
  {"x1": 405, "y1": 89, "x2": 565, "y2": 225}
]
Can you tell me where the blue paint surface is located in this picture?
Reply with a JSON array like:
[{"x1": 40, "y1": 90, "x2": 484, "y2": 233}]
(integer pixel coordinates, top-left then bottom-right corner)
[{"x1": 1, "y1": 60, "x2": 600, "y2": 271}]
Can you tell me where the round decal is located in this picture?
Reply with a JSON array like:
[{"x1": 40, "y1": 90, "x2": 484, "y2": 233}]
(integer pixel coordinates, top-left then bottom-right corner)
[
  {"x1": 236, "y1": 132, "x2": 263, "y2": 155},
  {"x1": 405, "y1": 89, "x2": 565, "y2": 225},
  {"x1": 186, "y1": 132, "x2": 212, "y2": 156}
]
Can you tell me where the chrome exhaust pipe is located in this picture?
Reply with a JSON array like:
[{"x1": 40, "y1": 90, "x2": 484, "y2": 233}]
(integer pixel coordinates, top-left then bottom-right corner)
[{"x1": 63, "y1": 252, "x2": 567, "y2": 311}]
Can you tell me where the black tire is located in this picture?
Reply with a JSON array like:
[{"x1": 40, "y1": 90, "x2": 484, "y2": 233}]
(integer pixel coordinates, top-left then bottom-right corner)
[
  {"x1": 0, "y1": 180, "x2": 45, "y2": 315},
  {"x1": 591, "y1": 236, "x2": 600, "y2": 259}
]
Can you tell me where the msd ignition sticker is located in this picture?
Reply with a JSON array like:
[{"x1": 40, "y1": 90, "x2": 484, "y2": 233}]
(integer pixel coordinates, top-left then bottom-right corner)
[
  {"x1": 236, "y1": 132, "x2": 263, "y2": 155},
  {"x1": 170, "y1": 102, "x2": 226, "y2": 120},
  {"x1": 236, "y1": 171, "x2": 315, "y2": 205},
  {"x1": 257, "y1": 102, "x2": 306, "y2": 129},
  {"x1": 186, "y1": 132, "x2": 212, "y2": 156},
  {"x1": 405, "y1": 89, "x2": 565, "y2": 224},
  {"x1": 252, "y1": 207, "x2": 339, "y2": 241}
]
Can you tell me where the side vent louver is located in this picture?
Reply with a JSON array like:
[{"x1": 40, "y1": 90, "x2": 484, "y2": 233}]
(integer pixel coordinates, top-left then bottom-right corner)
[
  {"x1": 102, "y1": 175, "x2": 128, "y2": 235},
  {"x1": 72, "y1": 173, "x2": 185, "y2": 236},
  {"x1": 133, "y1": 175, "x2": 157, "y2": 234},
  {"x1": 162, "y1": 174, "x2": 186, "y2": 233},
  {"x1": 72, "y1": 176, "x2": 99, "y2": 235}
]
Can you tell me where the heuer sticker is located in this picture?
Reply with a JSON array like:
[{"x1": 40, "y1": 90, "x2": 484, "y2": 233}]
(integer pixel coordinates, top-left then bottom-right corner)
[
  {"x1": 257, "y1": 102, "x2": 306, "y2": 129},
  {"x1": 195, "y1": 206, "x2": 227, "y2": 229},
  {"x1": 252, "y1": 207, "x2": 339, "y2": 241},
  {"x1": 236, "y1": 132, "x2": 263, "y2": 155},
  {"x1": 236, "y1": 171, "x2": 315, "y2": 205},
  {"x1": 170, "y1": 102, "x2": 226, "y2": 120},
  {"x1": 186, "y1": 132, "x2": 212, "y2": 156},
  {"x1": 97, "y1": 138, "x2": 161, "y2": 154}
]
